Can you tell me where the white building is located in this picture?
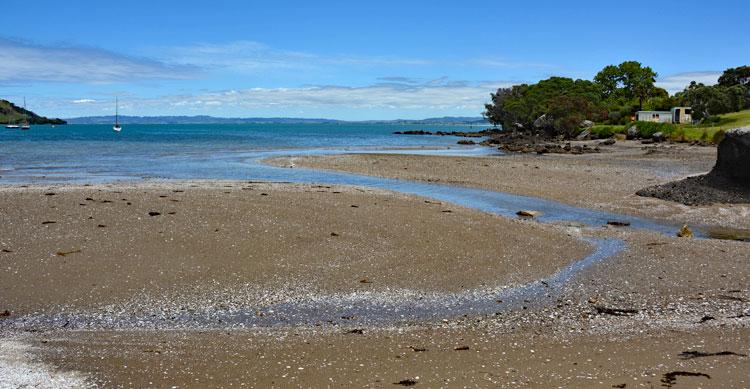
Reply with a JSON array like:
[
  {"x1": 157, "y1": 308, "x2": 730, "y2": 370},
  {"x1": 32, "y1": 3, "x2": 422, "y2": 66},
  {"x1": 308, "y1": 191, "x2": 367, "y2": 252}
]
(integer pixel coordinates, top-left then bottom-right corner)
[{"x1": 636, "y1": 107, "x2": 692, "y2": 124}]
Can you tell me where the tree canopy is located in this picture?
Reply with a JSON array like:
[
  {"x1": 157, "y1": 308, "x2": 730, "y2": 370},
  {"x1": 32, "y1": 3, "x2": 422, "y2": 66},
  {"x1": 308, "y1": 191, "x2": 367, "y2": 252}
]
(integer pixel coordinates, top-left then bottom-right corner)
[{"x1": 484, "y1": 62, "x2": 749, "y2": 136}]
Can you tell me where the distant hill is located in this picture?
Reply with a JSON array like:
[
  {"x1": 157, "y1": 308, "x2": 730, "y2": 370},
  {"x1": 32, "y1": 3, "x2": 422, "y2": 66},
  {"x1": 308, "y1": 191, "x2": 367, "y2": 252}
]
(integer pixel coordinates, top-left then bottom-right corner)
[
  {"x1": 0, "y1": 100, "x2": 66, "y2": 125},
  {"x1": 66, "y1": 115, "x2": 489, "y2": 125}
]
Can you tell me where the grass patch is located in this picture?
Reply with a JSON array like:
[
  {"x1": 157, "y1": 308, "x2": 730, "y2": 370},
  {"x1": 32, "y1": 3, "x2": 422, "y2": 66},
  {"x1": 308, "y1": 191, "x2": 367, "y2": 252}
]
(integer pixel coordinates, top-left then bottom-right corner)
[{"x1": 588, "y1": 108, "x2": 750, "y2": 143}]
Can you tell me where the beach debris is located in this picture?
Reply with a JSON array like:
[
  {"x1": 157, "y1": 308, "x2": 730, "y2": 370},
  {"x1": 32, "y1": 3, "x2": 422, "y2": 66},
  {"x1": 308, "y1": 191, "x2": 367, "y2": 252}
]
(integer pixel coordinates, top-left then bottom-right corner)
[
  {"x1": 260, "y1": 193, "x2": 268, "y2": 196},
  {"x1": 56, "y1": 249, "x2": 82, "y2": 257},
  {"x1": 698, "y1": 315, "x2": 715, "y2": 323},
  {"x1": 716, "y1": 294, "x2": 746, "y2": 302},
  {"x1": 677, "y1": 225, "x2": 693, "y2": 238},
  {"x1": 408, "y1": 346, "x2": 427, "y2": 352},
  {"x1": 424, "y1": 200, "x2": 442, "y2": 205},
  {"x1": 606, "y1": 220, "x2": 630, "y2": 227},
  {"x1": 148, "y1": 211, "x2": 161, "y2": 216},
  {"x1": 97, "y1": 224, "x2": 106, "y2": 228},
  {"x1": 516, "y1": 210, "x2": 540, "y2": 218},
  {"x1": 168, "y1": 211, "x2": 176, "y2": 215},
  {"x1": 661, "y1": 371, "x2": 710, "y2": 388},
  {"x1": 85, "y1": 197, "x2": 94, "y2": 201},
  {"x1": 44, "y1": 192, "x2": 56, "y2": 196},
  {"x1": 454, "y1": 346, "x2": 470, "y2": 351},
  {"x1": 679, "y1": 350, "x2": 746, "y2": 360},
  {"x1": 346, "y1": 328, "x2": 364, "y2": 334},
  {"x1": 330, "y1": 232, "x2": 340, "y2": 237},
  {"x1": 0, "y1": 310, "x2": 10, "y2": 317},
  {"x1": 394, "y1": 379, "x2": 418, "y2": 386},
  {"x1": 41, "y1": 221, "x2": 57, "y2": 225},
  {"x1": 359, "y1": 278, "x2": 371, "y2": 284},
  {"x1": 1, "y1": 249, "x2": 12, "y2": 253},
  {"x1": 594, "y1": 305, "x2": 639, "y2": 316},
  {"x1": 441, "y1": 210, "x2": 452, "y2": 213}
]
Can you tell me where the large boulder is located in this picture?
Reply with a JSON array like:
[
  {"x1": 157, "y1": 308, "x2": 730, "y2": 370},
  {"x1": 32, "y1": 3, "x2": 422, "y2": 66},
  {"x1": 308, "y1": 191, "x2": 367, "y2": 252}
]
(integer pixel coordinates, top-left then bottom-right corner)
[
  {"x1": 652, "y1": 131, "x2": 665, "y2": 142},
  {"x1": 710, "y1": 126, "x2": 750, "y2": 183},
  {"x1": 580, "y1": 120, "x2": 594, "y2": 129},
  {"x1": 533, "y1": 114, "x2": 554, "y2": 129},
  {"x1": 626, "y1": 125, "x2": 638, "y2": 140},
  {"x1": 576, "y1": 129, "x2": 591, "y2": 140}
]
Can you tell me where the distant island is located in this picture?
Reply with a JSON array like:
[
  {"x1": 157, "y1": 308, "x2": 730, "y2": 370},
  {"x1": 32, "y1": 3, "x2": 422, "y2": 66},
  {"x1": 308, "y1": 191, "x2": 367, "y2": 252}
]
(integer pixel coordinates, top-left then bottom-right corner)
[
  {"x1": 0, "y1": 99, "x2": 67, "y2": 125},
  {"x1": 65, "y1": 115, "x2": 489, "y2": 125}
]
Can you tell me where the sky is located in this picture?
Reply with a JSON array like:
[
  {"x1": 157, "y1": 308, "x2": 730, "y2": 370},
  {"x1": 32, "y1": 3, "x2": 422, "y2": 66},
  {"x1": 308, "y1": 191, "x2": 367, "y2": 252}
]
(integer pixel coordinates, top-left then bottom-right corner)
[{"x1": 1, "y1": 0, "x2": 747, "y2": 120}]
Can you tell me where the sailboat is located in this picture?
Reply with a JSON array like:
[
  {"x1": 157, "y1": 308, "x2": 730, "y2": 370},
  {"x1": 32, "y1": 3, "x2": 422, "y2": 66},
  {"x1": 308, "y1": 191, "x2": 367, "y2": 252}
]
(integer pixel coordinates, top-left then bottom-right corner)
[
  {"x1": 20, "y1": 97, "x2": 30, "y2": 130},
  {"x1": 6, "y1": 98, "x2": 21, "y2": 128},
  {"x1": 113, "y1": 97, "x2": 122, "y2": 132}
]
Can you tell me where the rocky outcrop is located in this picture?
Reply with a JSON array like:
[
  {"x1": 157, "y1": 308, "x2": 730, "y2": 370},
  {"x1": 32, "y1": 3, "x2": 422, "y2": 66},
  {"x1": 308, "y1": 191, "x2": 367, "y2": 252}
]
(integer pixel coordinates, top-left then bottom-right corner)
[
  {"x1": 710, "y1": 126, "x2": 750, "y2": 182},
  {"x1": 636, "y1": 126, "x2": 750, "y2": 205},
  {"x1": 533, "y1": 114, "x2": 554, "y2": 129},
  {"x1": 626, "y1": 125, "x2": 638, "y2": 140}
]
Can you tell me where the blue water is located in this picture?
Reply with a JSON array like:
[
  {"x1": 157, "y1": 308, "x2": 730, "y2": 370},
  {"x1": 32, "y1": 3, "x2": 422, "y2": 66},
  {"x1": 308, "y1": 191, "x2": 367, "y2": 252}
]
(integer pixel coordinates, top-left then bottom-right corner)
[{"x1": 0, "y1": 123, "x2": 486, "y2": 182}]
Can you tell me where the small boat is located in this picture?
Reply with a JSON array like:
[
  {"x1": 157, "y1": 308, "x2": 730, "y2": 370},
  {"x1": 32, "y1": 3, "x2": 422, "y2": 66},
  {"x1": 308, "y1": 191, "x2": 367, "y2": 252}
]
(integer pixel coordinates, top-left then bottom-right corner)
[
  {"x1": 20, "y1": 98, "x2": 30, "y2": 130},
  {"x1": 113, "y1": 97, "x2": 122, "y2": 132},
  {"x1": 5, "y1": 123, "x2": 19, "y2": 129}
]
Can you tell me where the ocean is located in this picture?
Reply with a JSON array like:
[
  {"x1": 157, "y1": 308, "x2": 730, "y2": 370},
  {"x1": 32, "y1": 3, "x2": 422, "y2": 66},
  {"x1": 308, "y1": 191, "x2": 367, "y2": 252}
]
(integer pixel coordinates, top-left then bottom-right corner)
[{"x1": 0, "y1": 123, "x2": 492, "y2": 183}]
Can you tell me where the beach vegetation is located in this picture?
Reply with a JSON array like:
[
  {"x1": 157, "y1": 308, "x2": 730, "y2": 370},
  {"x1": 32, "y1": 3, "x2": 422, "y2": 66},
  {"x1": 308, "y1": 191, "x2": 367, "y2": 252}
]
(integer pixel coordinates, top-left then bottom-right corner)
[{"x1": 485, "y1": 62, "x2": 750, "y2": 140}]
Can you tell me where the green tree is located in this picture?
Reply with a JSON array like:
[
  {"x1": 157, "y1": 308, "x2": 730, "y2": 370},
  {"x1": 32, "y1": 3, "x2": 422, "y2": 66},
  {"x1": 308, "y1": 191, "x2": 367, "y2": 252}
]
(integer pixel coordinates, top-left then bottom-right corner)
[
  {"x1": 618, "y1": 61, "x2": 658, "y2": 110},
  {"x1": 718, "y1": 65, "x2": 750, "y2": 87},
  {"x1": 594, "y1": 61, "x2": 658, "y2": 111}
]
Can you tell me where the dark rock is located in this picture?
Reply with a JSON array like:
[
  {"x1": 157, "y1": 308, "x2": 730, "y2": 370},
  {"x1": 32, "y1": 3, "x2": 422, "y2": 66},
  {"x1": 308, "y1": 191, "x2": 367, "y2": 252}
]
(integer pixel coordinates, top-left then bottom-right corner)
[
  {"x1": 711, "y1": 126, "x2": 750, "y2": 182},
  {"x1": 652, "y1": 131, "x2": 665, "y2": 142},
  {"x1": 533, "y1": 114, "x2": 554, "y2": 129},
  {"x1": 393, "y1": 130, "x2": 433, "y2": 135},
  {"x1": 626, "y1": 125, "x2": 638, "y2": 140},
  {"x1": 580, "y1": 120, "x2": 594, "y2": 129},
  {"x1": 148, "y1": 211, "x2": 161, "y2": 216},
  {"x1": 599, "y1": 138, "x2": 616, "y2": 146},
  {"x1": 575, "y1": 129, "x2": 591, "y2": 140},
  {"x1": 457, "y1": 140, "x2": 476, "y2": 145}
]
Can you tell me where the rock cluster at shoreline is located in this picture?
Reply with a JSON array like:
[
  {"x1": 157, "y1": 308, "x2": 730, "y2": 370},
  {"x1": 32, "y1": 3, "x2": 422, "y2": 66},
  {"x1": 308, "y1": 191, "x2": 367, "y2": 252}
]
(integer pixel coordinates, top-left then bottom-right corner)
[{"x1": 637, "y1": 126, "x2": 750, "y2": 205}]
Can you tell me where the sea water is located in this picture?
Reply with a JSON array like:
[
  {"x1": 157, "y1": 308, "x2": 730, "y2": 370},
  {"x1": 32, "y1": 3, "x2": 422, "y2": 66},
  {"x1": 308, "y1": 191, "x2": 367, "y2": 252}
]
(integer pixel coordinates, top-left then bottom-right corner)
[{"x1": 0, "y1": 123, "x2": 490, "y2": 183}]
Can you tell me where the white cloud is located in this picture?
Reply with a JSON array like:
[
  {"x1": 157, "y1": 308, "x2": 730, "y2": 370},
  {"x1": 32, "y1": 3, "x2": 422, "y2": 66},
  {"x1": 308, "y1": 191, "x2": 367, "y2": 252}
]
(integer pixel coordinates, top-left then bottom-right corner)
[
  {"x1": 72, "y1": 99, "x2": 96, "y2": 104},
  {"x1": 657, "y1": 71, "x2": 721, "y2": 94},
  {"x1": 147, "y1": 79, "x2": 512, "y2": 111},
  {"x1": 0, "y1": 37, "x2": 198, "y2": 83},
  {"x1": 159, "y1": 40, "x2": 433, "y2": 74}
]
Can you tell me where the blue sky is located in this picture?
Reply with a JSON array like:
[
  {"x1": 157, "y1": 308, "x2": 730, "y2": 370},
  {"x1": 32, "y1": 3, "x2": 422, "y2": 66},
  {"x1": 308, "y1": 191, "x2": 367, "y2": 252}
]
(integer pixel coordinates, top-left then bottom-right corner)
[{"x1": 1, "y1": 0, "x2": 747, "y2": 120}]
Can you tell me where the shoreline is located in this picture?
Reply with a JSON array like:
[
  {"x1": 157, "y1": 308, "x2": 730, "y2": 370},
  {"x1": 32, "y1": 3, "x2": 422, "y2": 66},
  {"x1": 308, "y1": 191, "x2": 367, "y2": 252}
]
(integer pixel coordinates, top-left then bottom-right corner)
[{"x1": 2, "y1": 150, "x2": 749, "y2": 386}]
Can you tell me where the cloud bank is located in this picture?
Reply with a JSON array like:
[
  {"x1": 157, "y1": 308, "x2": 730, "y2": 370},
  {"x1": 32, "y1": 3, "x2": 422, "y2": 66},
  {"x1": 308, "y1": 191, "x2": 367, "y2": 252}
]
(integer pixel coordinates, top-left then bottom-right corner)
[{"x1": 0, "y1": 38, "x2": 197, "y2": 83}]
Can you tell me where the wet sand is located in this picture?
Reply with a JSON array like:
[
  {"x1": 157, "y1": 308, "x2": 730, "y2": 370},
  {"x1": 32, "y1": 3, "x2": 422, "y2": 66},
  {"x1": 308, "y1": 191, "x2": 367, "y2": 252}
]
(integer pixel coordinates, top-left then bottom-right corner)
[
  {"x1": 0, "y1": 182, "x2": 585, "y2": 316},
  {"x1": 2, "y1": 144, "x2": 750, "y2": 387},
  {"x1": 270, "y1": 141, "x2": 750, "y2": 230}
]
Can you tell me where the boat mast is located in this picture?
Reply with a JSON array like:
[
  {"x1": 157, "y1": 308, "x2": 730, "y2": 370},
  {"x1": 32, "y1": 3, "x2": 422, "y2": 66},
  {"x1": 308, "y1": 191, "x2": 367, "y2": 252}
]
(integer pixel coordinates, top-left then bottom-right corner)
[{"x1": 115, "y1": 97, "x2": 119, "y2": 126}]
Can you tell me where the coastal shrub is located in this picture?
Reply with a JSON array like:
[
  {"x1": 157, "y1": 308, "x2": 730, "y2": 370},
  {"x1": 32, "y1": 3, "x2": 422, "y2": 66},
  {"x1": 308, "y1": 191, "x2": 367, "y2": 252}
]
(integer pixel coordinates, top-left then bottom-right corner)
[
  {"x1": 670, "y1": 128, "x2": 687, "y2": 142},
  {"x1": 589, "y1": 125, "x2": 624, "y2": 138},
  {"x1": 712, "y1": 129, "x2": 726, "y2": 144},
  {"x1": 700, "y1": 129, "x2": 709, "y2": 142},
  {"x1": 634, "y1": 122, "x2": 675, "y2": 138}
]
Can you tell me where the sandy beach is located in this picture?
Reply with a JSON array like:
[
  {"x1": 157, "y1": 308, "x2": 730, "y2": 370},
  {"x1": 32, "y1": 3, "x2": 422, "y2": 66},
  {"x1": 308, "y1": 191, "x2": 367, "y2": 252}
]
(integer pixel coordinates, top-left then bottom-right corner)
[{"x1": 1, "y1": 142, "x2": 749, "y2": 387}]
